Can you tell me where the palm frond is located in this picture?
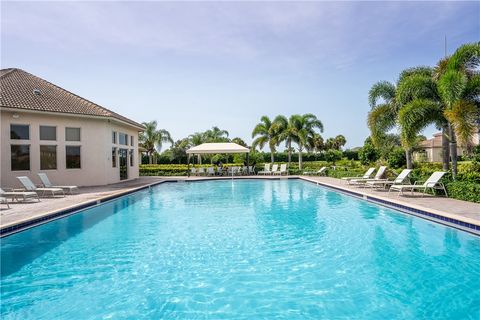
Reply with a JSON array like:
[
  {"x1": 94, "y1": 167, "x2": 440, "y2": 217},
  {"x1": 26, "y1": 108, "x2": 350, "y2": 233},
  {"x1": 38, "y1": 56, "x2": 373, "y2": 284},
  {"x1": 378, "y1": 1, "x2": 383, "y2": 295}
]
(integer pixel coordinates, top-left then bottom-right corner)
[
  {"x1": 444, "y1": 100, "x2": 478, "y2": 148},
  {"x1": 368, "y1": 81, "x2": 396, "y2": 108},
  {"x1": 367, "y1": 103, "x2": 397, "y2": 146}
]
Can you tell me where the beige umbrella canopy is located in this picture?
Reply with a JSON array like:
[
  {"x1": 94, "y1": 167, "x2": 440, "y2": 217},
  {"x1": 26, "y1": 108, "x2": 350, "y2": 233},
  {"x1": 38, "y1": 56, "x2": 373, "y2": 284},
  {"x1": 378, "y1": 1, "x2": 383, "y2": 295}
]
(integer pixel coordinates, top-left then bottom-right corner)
[
  {"x1": 186, "y1": 143, "x2": 250, "y2": 176},
  {"x1": 186, "y1": 142, "x2": 249, "y2": 154}
]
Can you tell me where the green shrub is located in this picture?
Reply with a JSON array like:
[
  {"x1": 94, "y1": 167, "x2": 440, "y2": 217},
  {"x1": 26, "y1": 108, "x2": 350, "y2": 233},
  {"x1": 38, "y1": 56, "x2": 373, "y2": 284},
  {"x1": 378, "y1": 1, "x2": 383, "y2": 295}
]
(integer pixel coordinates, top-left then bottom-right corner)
[
  {"x1": 387, "y1": 147, "x2": 406, "y2": 168},
  {"x1": 446, "y1": 181, "x2": 480, "y2": 203},
  {"x1": 324, "y1": 149, "x2": 343, "y2": 164},
  {"x1": 359, "y1": 143, "x2": 379, "y2": 165}
]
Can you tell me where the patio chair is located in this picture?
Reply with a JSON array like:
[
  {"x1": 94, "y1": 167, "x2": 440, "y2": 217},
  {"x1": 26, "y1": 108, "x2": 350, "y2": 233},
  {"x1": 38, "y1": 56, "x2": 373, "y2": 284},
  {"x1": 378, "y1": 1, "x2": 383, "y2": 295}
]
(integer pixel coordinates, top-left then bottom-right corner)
[
  {"x1": 341, "y1": 167, "x2": 375, "y2": 182},
  {"x1": 248, "y1": 166, "x2": 256, "y2": 175},
  {"x1": 365, "y1": 169, "x2": 412, "y2": 190},
  {"x1": 258, "y1": 164, "x2": 271, "y2": 175},
  {"x1": 1, "y1": 196, "x2": 10, "y2": 209},
  {"x1": 274, "y1": 164, "x2": 288, "y2": 175},
  {"x1": 270, "y1": 164, "x2": 279, "y2": 175},
  {"x1": 389, "y1": 171, "x2": 448, "y2": 197},
  {"x1": 349, "y1": 166, "x2": 387, "y2": 186},
  {"x1": 197, "y1": 168, "x2": 206, "y2": 176},
  {"x1": 17, "y1": 176, "x2": 65, "y2": 197},
  {"x1": 0, "y1": 187, "x2": 40, "y2": 202},
  {"x1": 207, "y1": 167, "x2": 215, "y2": 176},
  {"x1": 38, "y1": 173, "x2": 78, "y2": 194},
  {"x1": 190, "y1": 167, "x2": 197, "y2": 176},
  {"x1": 303, "y1": 167, "x2": 327, "y2": 176},
  {"x1": 217, "y1": 167, "x2": 224, "y2": 176}
]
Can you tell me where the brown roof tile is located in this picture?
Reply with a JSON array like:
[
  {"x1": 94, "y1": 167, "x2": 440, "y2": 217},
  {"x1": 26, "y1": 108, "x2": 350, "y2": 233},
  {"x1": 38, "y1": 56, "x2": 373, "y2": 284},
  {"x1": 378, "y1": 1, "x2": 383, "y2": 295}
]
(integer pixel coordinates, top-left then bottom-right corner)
[{"x1": 0, "y1": 68, "x2": 144, "y2": 129}]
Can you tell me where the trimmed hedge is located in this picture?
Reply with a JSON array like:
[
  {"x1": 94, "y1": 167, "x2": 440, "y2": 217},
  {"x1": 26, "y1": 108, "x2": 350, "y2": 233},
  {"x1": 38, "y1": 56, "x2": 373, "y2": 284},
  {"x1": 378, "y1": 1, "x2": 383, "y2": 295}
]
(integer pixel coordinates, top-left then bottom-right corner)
[{"x1": 446, "y1": 181, "x2": 480, "y2": 203}]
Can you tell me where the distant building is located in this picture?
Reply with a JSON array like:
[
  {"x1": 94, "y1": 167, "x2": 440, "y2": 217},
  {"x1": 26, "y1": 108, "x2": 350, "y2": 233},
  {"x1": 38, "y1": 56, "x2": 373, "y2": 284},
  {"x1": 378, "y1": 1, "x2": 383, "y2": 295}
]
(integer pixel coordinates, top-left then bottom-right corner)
[
  {"x1": 414, "y1": 128, "x2": 480, "y2": 162},
  {"x1": 1, "y1": 68, "x2": 144, "y2": 187}
]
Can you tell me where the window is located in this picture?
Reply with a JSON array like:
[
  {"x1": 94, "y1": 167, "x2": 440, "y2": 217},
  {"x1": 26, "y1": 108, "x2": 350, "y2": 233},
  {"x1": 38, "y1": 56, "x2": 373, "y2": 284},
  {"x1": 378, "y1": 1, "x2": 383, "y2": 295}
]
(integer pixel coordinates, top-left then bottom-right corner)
[
  {"x1": 119, "y1": 133, "x2": 128, "y2": 145},
  {"x1": 130, "y1": 136, "x2": 134, "y2": 146},
  {"x1": 40, "y1": 145, "x2": 57, "y2": 170},
  {"x1": 129, "y1": 149, "x2": 134, "y2": 167},
  {"x1": 66, "y1": 127, "x2": 81, "y2": 141},
  {"x1": 40, "y1": 126, "x2": 56, "y2": 140},
  {"x1": 112, "y1": 147, "x2": 117, "y2": 167},
  {"x1": 11, "y1": 145, "x2": 30, "y2": 170},
  {"x1": 112, "y1": 131, "x2": 117, "y2": 144},
  {"x1": 66, "y1": 146, "x2": 81, "y2": 169},
  {"x1": 10, "y1": 124, "x2": 29, "y2": 140}
]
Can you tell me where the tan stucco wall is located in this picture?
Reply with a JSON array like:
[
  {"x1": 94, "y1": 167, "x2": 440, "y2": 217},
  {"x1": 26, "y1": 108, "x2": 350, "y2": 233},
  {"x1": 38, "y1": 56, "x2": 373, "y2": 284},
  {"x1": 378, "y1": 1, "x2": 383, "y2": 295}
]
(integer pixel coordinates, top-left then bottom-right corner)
[{"x1": 1, "y1": 110, "x2": 140, "y2": 187}]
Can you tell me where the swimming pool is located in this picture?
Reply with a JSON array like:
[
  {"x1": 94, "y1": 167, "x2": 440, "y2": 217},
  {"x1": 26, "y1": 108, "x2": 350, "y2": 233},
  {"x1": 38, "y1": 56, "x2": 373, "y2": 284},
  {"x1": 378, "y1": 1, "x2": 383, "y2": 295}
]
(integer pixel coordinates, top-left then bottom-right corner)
[{"x1": 1, "y1": 179, "x2": 479, "y2": 319}]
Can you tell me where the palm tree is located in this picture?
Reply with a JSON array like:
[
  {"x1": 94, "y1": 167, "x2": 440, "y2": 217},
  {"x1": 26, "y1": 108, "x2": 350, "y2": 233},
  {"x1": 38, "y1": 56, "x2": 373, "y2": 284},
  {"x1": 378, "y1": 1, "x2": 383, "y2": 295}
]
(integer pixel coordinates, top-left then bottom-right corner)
[
  {"x1": 306, "y1": 133, "x2": 324, "y2": 153},
  {"x1": 437, "y1": 42, "x2": 480, "y2": 178},
  {"x1": 290, "y1": 113, "x2": 324, "y2": 170},
  {"x1": 204, "y1": 126, "x2": 229, "y2": 142},
  {"x1": 397, "y1": 68, "x2": 450, "y2": 170},
  {"x1": 252, "y1": 116, "x2": 280, "y2": 163},
  {"x1": 367, "y1": 67, "x2": 434, "y2": 169},
  {"x1": 139, "y1": 121, "x2": 173, "y2": 164},
  {"x1": 231, "y1": 137, "x2": 247, "y2": 147},
  {"x1": 272, "y1": 115, "x2": 297, "y2": 165}
]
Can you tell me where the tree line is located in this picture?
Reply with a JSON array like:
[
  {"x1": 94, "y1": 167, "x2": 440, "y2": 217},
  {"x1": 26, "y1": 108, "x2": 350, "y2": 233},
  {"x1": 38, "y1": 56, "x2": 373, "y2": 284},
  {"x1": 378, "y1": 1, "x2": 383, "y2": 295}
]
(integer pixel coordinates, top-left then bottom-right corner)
[{"x1": 139, "y1": 114, "x2": 347, "y2": 169}]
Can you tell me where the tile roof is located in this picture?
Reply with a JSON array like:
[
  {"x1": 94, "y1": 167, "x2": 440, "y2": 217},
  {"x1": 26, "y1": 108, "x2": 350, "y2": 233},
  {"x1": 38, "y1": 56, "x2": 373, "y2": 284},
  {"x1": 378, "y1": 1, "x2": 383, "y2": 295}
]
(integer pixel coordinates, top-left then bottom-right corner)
[{"x1": 0, "y1": 68, "x2": 144, "y2": 129}]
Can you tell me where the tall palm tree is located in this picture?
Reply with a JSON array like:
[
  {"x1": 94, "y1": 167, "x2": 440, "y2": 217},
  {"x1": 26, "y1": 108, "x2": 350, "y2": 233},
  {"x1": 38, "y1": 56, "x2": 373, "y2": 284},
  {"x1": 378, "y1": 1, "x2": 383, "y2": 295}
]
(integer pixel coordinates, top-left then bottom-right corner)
[
  {"x1": 272, "y1": 115, "x2": 297, "y2": 165},
  {"x1": 367, "y1": 67, "x2": 434, "y2": 169},
  {"x1": 437, "y1": 42, "x2": 480, "y2": 178},
  {"x1": 290, "y1": 113, "x2": 324, "y2": 170},
  {"x1": 252, "y1": 116, "x2": 280, "y2": 163},
  {"x1": 139, "y1": 121, "x2": 173, "y2": 164},
  {"x1": 397, "y1": 67, "x2": 450, "y2": 170}
]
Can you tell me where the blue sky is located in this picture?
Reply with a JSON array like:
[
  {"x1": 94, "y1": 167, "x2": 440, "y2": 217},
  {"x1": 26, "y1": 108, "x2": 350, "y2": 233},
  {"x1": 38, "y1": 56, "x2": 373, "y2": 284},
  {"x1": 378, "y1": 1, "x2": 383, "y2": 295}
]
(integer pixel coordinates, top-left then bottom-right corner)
[{"x1": 1, "y1": 1, "x2": 479, "y2": 149}]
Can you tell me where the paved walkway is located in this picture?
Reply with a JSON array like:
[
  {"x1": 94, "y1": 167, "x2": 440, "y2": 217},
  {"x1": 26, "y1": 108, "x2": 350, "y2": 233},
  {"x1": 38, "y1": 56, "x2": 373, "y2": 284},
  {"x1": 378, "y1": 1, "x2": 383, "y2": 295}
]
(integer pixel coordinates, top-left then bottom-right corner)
[
  {"x1": 0, "y1": 177, "x2": 168, "y2": 230},
  {"x1": 300, "y1": 176, "x2": 480, "y2": 229},
  {"x1": 1, "y1": 175, "x2": 479, "y2": 236}
]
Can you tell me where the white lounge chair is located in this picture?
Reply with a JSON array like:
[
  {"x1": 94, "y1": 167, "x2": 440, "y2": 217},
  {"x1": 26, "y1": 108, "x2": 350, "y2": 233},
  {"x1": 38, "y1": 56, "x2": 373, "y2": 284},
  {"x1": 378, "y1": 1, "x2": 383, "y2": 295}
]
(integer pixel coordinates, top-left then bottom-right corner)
[
  {"x1": 197, "y1": 168, "x2": 206, "y2": 176},
  {"x1": 207, "y1": 167, "x2": 215, "y2": 176},
  {"x1": 389, "y1": 171, "x2": 448, "y2": 197},
  {"x1": 17, "y1": 176, "x2": 65, "y2": 197},
  {"x1": 258, "y1": 164, "x2": 271, "y2": 175},
  {"x1": 1, "y1": 196, "x2": 10, "y2": 209},
  {"x1": 248, "y1": 166, "x2": 255, "y2": 175},
  {"x1": 349, "y1": 166, "x2": 387, "y2": 185},
  {"x1": 341, "y1": 167, "x2": 375, "y2": 182},
  {"x1": 217, "y1": 167, "x2": 224, "y2": 176},
  {"x1": 303, "y1": 167, "x2": 327, "y2": 176},
  {"x1": 365, "y1": 169, "x2": 412, "y2": 190},
  {"x1": 274, "y1": 164, "x2": 288, "y2": 175},
  {"x1": 270, "y1": 164, "x2": 279, "y2": 175},
  {"x1": 190, "y1": 167, "x2": 197, "y2": 176},
  {"x1": 38, "y1": 173, "x2": 78, "y2": 194},
  {"x1": 0, "y1": 187, "x2": 40, "y2": 202}
]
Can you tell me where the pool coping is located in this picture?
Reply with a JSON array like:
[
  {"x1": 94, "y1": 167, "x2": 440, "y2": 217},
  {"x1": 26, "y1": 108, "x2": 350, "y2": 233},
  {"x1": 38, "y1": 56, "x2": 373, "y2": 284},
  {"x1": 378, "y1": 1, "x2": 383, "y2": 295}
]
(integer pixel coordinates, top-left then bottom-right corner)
[
  {"x1": 1, "y1": 176, "x2": 479, "y2": 237},
  {"x1": 299, "y1": 176, "x2": 480, "y2": 236}
]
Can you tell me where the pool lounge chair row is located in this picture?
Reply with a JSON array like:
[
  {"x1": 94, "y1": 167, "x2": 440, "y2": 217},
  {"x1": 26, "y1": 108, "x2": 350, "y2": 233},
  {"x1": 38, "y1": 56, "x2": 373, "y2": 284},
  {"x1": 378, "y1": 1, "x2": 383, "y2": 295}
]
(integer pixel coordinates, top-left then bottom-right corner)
[
  {"x1": 257, "y1": 164, "x2": 288, "y2": 175},
  {"x1": 191, "y1": 166, "x2": 256, "y2": 176},
  {"x1": 343, "y1": 167, "x2": 448, "y2": 197},
  {"x1": 1, "y1": 174, "x2": 79, "y2": 208}
]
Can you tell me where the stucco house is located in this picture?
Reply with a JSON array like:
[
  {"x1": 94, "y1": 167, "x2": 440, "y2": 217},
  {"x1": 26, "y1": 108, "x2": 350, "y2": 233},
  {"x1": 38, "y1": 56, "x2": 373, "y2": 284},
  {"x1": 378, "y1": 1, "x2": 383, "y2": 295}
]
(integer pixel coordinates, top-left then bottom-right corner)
[
  {"x1": 414, "y1": 128, "x2": 480, "y2": 162},
  {"x1": 0, "y1": 68, "x2": 144, "y2": 187}
]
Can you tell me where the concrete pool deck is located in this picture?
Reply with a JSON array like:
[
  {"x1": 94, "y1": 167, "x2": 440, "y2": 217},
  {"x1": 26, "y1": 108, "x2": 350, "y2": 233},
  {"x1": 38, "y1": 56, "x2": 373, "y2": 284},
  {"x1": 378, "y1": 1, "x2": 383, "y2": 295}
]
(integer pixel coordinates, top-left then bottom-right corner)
[{"x1": 1, "y1": 175, "x2": 479, "y2": 236}]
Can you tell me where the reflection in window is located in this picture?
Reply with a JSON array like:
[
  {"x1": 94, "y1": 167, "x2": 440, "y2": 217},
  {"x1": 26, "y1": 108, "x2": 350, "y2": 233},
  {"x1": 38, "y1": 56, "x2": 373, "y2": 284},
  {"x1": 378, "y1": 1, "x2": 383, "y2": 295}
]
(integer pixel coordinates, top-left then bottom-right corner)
[
  {"x1": 66, "y1": 146, "x2": 81, "y2": 169},
  {"x1": 11, "y1": 145, "x2": 30, "y2": 170},
  {"x1": 129, "y1": 149, "x2": 134, "y2": 167},
  {"x1": 112, "y1": 147, "x2": 117, "y2": 167},
  {"x1": 10, "y1": 124, "x2": 29, "y2": 140},
  {"x1": 40, "y1": 145, "x2": 57, "y2": 170}
]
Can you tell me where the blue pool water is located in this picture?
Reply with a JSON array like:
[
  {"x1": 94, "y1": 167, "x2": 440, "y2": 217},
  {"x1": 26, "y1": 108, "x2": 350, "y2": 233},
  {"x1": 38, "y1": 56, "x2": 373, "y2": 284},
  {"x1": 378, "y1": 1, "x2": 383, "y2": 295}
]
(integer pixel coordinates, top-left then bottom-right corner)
[{"x1": 1, "y1": 180, "x2": 479, "y2": 319}]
